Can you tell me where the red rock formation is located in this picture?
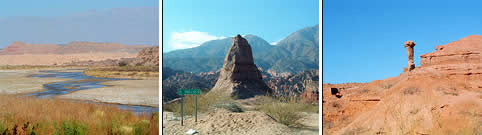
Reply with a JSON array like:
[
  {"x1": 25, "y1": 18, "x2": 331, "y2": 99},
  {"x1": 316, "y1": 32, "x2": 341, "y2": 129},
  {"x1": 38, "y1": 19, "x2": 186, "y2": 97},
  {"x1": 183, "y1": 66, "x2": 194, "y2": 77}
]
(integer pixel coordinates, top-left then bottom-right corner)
[
  {"x1": 417, "y1": 35, "x2": 482, "y2": 89},
  {"x1": 0, "y1": 41, "x2": 60, "y2": 55},
  {"x1": 420, "y1": 35, "x2": 481, "y2": 66},
  {"x1": 323, "y1": 35, "x2": 482, "y2": 134}
]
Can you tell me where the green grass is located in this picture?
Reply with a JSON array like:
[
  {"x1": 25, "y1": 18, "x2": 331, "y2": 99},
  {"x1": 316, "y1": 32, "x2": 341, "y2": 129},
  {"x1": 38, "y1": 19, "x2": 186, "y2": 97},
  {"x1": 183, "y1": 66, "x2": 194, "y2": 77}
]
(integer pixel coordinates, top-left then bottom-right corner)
[{"x1": 56, "y1": 120, "x2": 88, "y2": 135}]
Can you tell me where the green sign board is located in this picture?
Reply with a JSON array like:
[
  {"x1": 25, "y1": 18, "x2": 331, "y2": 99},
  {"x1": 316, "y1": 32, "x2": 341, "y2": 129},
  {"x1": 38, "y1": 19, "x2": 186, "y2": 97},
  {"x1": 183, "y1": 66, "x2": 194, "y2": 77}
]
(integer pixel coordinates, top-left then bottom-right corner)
[
  {"x1": 177, "y1": 89, "x2": 201, "y2": 126},
  {"x1": 177, "y1": 89, "x2": 201, "y2": 95}
]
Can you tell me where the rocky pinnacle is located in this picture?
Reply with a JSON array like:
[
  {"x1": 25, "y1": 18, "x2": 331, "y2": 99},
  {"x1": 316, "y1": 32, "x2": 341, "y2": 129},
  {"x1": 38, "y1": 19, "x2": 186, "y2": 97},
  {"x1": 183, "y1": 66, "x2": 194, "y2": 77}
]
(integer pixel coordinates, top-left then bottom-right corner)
[
  {"x1": 404, "y1": 40, "x2": 416, "y2": 71},
  {"x1": 209, "y1": 34, "x2": 272, "y2": 99}
]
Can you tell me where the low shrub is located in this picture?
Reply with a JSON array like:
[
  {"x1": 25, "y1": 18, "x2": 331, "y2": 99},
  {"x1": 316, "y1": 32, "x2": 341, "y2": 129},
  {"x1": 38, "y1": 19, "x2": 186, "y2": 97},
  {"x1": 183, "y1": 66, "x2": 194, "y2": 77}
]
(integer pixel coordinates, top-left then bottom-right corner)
[
  {"x1": 213, "y1": 102, "x2": 244, "y2": 113},
  {"x1": 163, "y1": 92, "x2": 233, "y2": 116},
  {"x1": 257, "y1": 96, "x2": 318, "y2": 127},
  {"x1": 58, "y1": 120, "x2": 88, "y2": 135},
  {"x1": 403, "y1": 87, "x2": 419, "y2": 95},
  {"x1": 259, "y1": 102, "x2": 303, "y2": 127}
]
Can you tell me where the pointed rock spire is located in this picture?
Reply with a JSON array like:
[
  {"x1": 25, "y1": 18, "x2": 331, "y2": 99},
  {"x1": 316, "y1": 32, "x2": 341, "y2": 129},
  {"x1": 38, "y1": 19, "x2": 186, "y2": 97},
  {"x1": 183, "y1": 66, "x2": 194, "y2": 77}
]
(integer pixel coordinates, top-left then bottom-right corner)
[{"x1": 209, "y1": 34, "x2": 272, "y2": 99}]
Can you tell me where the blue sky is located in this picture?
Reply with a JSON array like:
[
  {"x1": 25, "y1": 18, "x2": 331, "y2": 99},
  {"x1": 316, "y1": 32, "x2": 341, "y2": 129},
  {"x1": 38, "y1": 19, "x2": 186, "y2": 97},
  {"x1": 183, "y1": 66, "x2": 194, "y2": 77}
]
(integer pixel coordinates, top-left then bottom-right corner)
[
  {"x1": 163, "y1": 0, "x2": 319, "y2": 52},
  {"x1": 323, "y1": 0, "x2": 482, "y2": 83},
  {"x1": 0, "y1": 0, "x2": 158, "y2": 48}
]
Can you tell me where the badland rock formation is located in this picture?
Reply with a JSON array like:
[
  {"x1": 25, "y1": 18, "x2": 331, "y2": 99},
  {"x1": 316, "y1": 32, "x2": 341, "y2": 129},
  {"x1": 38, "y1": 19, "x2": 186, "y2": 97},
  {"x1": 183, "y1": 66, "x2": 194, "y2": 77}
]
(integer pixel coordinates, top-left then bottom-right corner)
[
  {"x1": 209, "y1": 35, "x2": 272, "y2": 99},
  {"x1": 65, "y1": 46, "x2": 159, "y2": 67},
  {"x1": 323, "y1": 35, "x2": 481, "y2": 134}
]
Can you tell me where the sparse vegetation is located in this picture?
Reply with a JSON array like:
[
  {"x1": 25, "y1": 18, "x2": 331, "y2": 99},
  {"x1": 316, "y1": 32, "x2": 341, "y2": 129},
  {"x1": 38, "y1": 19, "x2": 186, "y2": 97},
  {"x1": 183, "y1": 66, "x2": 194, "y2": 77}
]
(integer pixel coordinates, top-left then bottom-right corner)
[
  {"x1": 381, "y1": 83, "x2": 393, "y2": 89},
  {"x1": 163, "y1": 91, "x2": 235, "y2": 115},
  {"x1": 214, "y1": 102, "x2": 244, "y2": 113},
  {"x1": 256, "y1": 96, "x2": 318, "y2": 127},
  {"x1": 0, "y1": 95, "x2": 158, "y2": 135},
  {"x1": 403, "y1": 87, "x2": 419, "y2": 95},
  {"x1": 84, "y1": 66, "x2": 159, "y2": 79}
]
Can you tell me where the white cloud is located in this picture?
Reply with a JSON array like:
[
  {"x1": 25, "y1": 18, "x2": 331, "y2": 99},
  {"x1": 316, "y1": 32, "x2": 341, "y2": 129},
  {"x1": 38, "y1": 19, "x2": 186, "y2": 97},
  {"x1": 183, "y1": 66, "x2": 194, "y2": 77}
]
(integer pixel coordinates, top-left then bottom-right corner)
[{"x1": 167, "y1": 31, "x2": 225, "y2": 51}]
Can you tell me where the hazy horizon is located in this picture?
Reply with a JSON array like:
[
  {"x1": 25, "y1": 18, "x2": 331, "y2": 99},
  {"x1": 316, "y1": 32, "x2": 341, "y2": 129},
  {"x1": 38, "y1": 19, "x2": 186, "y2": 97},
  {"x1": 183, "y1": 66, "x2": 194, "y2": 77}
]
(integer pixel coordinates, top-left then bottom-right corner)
[{"x1": 0, "y1": 1, "x2": 158, "y2": 48}]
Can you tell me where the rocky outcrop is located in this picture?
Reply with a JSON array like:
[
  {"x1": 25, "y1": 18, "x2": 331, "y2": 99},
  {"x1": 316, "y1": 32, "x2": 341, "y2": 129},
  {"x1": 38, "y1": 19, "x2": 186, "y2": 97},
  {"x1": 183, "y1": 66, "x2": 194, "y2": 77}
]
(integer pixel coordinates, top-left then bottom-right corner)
[
  {"x1": 420, "y1": 35, "x2": 481, "y2": 66},
  {"x1": 135, "y1": 46, "x2": 159, "y2": 66},
  {"x1": 65, "y1": 46, "x2": 159, "y2": 67},
  {"x1": 209, "y1": 35, "x2": 271, "y2": 99}
]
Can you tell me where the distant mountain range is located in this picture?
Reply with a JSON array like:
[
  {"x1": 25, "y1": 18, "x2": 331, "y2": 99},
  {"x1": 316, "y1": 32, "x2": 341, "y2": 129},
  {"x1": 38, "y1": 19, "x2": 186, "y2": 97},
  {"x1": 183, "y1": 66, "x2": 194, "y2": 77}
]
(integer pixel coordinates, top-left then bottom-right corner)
[
  {"x1": 0, "y1": 41, "x2": 148, "y2": 55},
  {"x1": 163, "y1": 24, "x2": 319, "y2": 73}
]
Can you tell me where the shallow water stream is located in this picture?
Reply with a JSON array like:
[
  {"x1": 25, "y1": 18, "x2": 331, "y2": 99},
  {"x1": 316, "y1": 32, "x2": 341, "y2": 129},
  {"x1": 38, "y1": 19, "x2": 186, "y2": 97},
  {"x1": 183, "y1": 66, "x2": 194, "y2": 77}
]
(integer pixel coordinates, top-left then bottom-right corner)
[{"x1": 26, "y1": 69, "x2": 159, "y2": 114}]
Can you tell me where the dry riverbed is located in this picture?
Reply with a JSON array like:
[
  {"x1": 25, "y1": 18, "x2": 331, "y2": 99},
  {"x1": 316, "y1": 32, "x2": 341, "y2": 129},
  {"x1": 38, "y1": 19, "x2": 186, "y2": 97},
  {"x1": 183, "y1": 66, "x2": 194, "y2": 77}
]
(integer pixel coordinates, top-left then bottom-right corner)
[
  {"x1": 0, "y1": 69, "x2": 70, "y2": 94},
  {"x1": 0, "y1": 68, "x2": 159, "y2": 107},
  {"x1": 59, "y1": 80, "x2": 159, "y2": 107}
]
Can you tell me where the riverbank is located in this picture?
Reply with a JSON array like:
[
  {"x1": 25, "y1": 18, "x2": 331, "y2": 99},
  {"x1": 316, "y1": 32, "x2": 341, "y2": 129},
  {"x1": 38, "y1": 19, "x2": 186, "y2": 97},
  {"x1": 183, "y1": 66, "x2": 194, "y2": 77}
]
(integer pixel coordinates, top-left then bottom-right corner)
[
  {"x1": 83, "y1": 66, "x2": 158, "y2": 80},
  {"x1": 59, "y1": 80, "x2": 159, "y2": 107},
  {"x1": 0, "y1": 69, "x2": 70, "y2": 94}
]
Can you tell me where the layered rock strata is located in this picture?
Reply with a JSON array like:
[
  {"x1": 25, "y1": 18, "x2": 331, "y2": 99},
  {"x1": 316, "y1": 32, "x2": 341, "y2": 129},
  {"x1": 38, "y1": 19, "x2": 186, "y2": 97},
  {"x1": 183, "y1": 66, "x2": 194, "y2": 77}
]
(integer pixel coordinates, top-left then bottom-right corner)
[{"x1": 209, "y1": 35, "x2": 272, "y2": 99}]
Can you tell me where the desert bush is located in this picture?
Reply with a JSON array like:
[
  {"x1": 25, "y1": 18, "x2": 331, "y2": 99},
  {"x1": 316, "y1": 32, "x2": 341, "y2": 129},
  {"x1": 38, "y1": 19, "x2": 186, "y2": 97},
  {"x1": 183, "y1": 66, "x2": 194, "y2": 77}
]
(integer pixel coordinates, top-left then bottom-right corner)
[
  {"x1": 163, "y1": 91, "x2": 233, "y2": 116},
  {"x1": 403, "y1": 87, "x2": 419, "y2": 95},
  {"x1": 258, "y1": 102, "x2": 303, "y2": 127},
  {"x1": 382, "y1": 83, "x2": 393, "y2": 89},
  {"x1": 257, "y1": 95, "x2": 318, "y2": 127},
  {"x1": 118, "y1": 61, "x2": 128, "y2": 67},
  {"x1": 213, "y1": 102, "x2": 244, "y2": 112}
]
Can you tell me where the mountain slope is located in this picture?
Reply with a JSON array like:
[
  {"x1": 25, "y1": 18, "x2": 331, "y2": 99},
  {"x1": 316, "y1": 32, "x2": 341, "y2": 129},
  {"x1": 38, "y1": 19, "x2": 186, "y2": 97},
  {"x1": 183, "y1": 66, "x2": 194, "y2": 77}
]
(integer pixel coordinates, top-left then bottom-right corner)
[
  {"x1": 164, "y1": 34, "x2": 272, "y2": 58},
  {"x1": 163, "y1": 25, "x2": 319, "y2": 73},
  {"x1": 262, "y1": 25, "x2": 319, "y2": 73}
]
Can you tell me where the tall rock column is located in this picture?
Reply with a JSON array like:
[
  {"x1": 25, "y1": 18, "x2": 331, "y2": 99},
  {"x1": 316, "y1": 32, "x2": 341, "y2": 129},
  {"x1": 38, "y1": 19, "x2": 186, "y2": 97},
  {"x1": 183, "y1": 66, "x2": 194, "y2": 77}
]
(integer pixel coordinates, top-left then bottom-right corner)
[
  {"x1": 209, "y1": 34, "x2": 272, "y2": 99},
  {"x1": 404, "y1": 40, "x2": 416, "y2": 71}
]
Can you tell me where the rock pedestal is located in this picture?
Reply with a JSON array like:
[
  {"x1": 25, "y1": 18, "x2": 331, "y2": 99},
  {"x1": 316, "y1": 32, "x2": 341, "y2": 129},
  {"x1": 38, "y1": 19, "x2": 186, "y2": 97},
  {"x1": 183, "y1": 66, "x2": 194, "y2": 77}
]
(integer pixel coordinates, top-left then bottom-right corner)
[
  {"x1": 209, "y1": 35, "x2": 272, "y2": 99},
  {"x1": 404, "y1": 40, "x2": 416, "y2": 71}
]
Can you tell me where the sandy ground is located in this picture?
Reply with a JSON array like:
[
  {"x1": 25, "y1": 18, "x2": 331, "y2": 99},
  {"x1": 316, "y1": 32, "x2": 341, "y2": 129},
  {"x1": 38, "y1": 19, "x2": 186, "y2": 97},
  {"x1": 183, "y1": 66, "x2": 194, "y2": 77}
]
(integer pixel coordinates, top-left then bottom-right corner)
[
  {"x1": 163, "y1": 109, "x2": 292, "y2": 135},
  {"x1": 0, "y1": 70, "x2": 70, "y2": 94},
  {"x1": 162, "y1": 105, "x2": 319, "y2": 135},
  {"x1": 59, "y1": 80, "x2": 159, "y2": 107}
]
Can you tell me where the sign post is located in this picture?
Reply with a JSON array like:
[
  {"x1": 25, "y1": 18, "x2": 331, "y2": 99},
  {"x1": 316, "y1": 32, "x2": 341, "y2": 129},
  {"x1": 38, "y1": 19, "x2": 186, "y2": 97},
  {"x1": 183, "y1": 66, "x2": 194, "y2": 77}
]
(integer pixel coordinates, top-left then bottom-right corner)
[
  {"x1": 177, "y1": 89, "x2": 201, "y2": 126},
  {"x1": 195, "y1": 95, "x2": 197, "y2": 122}
]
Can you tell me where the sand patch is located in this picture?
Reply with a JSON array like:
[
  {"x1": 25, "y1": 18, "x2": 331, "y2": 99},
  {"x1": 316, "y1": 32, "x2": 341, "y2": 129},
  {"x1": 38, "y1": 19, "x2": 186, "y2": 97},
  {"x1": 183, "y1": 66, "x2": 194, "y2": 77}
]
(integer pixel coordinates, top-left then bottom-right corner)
[{"x1": 0, "y1": 70, "x2": 70, "y2": 94}]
